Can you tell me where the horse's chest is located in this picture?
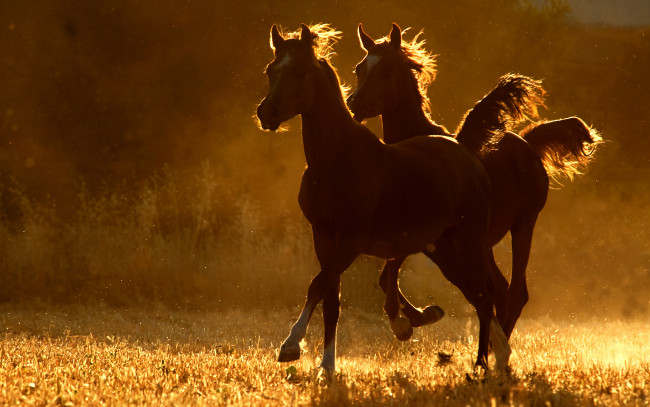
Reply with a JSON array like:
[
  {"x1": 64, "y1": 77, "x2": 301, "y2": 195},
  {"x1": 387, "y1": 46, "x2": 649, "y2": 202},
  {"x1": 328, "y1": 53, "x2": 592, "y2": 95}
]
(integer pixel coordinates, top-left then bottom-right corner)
[{"x1": 298, "y1": 172, "x2": 369, "y2": 229}]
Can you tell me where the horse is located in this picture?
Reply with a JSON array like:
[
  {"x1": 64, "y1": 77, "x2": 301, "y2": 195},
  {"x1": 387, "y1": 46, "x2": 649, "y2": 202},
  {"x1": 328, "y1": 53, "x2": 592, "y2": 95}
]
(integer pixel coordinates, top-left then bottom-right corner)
[
  {"x1": 347, "y1": 23, "x2": 603, "y2": 339},
  {"x1": 256, "y1": 23, "x2": 510, "y2": 373}
]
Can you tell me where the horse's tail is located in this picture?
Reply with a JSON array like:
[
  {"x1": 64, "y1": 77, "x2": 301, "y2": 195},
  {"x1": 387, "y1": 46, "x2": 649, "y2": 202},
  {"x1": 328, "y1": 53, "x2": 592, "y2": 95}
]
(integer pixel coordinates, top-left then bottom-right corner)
[
  {"x1": 521, "y1": 117, "x2": 603, "y2": 183},
  {"x1": 456, "y1": 73, "x2": 546, "y2": 156}
]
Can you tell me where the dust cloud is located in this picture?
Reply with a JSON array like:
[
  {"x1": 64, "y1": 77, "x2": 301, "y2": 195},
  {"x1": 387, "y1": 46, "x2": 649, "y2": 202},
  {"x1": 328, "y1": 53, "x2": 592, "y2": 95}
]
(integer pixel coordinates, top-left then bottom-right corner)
[{"x1": 0, "y1": 1, "x2": 648, "y2": 319}]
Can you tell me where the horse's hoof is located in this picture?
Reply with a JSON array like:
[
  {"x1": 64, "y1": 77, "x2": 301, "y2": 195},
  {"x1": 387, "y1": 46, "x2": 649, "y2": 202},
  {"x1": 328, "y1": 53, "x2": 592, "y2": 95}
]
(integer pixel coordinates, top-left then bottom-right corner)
[
  {"x1": 408, "y1": 305, "x2": 444, "y2": 327},
  {"x1": 278, "y1": 342, "x2": 301, "y2": 363},
  {"x1": 421, "y1": 305, "x2": 444, "y2": 324},
  {"x1": 390, "y1": 316, "x2": 413, "y2": 341},
  {"x1": 318, "y1": 363, "x2": 335, "y2": 375},
  {"x1": 317, "y1": 366, "x2": 335, "y2": 382}
]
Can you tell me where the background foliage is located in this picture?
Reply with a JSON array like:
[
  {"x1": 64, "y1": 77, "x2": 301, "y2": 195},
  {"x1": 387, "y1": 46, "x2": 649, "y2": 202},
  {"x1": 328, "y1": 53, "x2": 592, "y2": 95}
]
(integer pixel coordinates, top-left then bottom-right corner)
[{"x1": 0, "y1": 0, "x2": 648, "y2": 318}]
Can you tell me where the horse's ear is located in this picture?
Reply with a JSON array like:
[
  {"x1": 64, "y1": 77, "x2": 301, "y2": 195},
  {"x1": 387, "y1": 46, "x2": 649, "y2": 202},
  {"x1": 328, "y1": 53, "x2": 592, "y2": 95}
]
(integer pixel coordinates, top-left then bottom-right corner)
[
  {"x1": 389, "y1": 22, "x2": 402, "y2": 49},
  {"x1": 300, "y1": 23, "x2": 316, "y2": 46},
  {"x1": 270, "y1": 25, "x2": 284, "y2": 50},
  {"x1": 358, "y1": 23, "x2": 375, "y2": 51}
]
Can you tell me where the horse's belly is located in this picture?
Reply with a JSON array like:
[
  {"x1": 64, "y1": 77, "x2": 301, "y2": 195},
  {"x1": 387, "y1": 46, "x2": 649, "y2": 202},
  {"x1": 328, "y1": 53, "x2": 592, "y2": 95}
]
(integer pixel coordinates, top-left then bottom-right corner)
[{"x1": 364, "y1": 222, "x2": 446, "y2": 259}]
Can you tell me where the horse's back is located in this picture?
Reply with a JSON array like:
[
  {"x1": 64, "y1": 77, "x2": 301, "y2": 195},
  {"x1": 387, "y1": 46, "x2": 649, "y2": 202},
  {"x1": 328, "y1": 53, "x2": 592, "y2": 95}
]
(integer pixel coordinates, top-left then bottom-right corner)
[
  {"x1": 392, "y1": 135, "x2": 492, "y2": 201},
  {"x1": 366, "y1": 135, "x2": 492, "y2": 256}
]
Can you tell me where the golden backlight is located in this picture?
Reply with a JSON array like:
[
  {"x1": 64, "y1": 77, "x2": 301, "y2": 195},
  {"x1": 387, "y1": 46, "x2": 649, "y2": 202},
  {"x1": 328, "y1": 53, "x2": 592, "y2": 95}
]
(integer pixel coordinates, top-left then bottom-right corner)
[{"x1": 0, "y1": 1, "x2": 649, "y2": 403}]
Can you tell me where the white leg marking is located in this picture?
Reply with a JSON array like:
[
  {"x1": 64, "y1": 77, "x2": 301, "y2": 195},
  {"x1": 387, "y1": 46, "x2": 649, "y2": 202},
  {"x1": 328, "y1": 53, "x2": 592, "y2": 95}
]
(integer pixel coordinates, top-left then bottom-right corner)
[
  {"x1": 320, "y1": 333, "x2": 337, "y2": 372},
  {"x1": 279, "y1": 306, "x2": 312, "y2": 362},
  {"x1": 490, "y1": 318, "x2": 512, "y2": 371},
  {"x1": 288, "y1": 306, "x2": 311, "y2": 343}
]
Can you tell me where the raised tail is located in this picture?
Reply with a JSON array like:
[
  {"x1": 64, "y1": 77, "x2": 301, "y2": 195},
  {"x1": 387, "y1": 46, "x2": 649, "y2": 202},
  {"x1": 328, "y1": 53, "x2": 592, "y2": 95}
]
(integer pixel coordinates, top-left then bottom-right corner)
[
  {"x1": 521, "y1": 116, "x2": 603, "y2": 183},
  {"x1": 456, "y1": 73, "x2": 546, "y2": 156}
]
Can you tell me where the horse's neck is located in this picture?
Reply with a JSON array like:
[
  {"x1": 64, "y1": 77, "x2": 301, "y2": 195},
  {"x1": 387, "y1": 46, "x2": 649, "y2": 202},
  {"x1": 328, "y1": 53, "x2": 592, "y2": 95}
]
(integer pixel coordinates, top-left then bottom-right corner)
[
  {"x1": 382, "y1": 104, "x2": 440, "y2": 143},
  {"x1": 301, "y1": 75, "x2": 364, "y2": 172},
  {"x1": 381, "y1": 73, "x2": 446, "y2": 143}
]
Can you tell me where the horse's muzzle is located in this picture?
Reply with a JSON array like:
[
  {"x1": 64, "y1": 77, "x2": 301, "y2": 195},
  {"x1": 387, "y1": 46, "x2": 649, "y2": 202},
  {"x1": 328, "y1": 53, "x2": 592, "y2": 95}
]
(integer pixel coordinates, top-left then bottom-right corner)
[
  {"x1": 256, "y1": 98, "x2": 281, "y2": 131},
  {"x1": 346, "y1": 91, "x2": 369, "y2": 122}
]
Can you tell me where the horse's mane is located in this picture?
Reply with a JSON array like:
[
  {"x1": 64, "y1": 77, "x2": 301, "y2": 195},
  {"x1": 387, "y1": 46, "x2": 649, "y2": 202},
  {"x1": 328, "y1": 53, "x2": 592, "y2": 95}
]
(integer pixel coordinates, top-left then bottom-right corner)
[
  {"x1": 318, "y1": 59, "x2": 351, "y2": 107},
  {"x1": 277, "y1": 23, "x2": 350, "y2": 100},
  {"x1": 276, "y1": 23, "x2": 342, "y2": 60},
  {"x1": 375, "y1": 29, "x2": 438, "y2": 116}
]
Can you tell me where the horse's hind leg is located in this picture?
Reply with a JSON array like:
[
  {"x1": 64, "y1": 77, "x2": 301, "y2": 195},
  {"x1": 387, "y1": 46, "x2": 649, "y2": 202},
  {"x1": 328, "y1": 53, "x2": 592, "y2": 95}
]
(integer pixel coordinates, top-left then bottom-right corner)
[
  {"x1": 379, "y1": 257, "x2": 445, "y2": 340},
  {"x1": 504, "y1": 212, "x2": 539, "y2": 338},
  {"x1": 490, "y1": 317, "x2": 511, "y2": 371},
  {"x1": 429, "y1": 237, "x2": 510, "y2": 370},
  {"x1": 470, "y1": 262, "x2": 511, "y2": 370},
  {"x1": 487, "y1": 248, "x2": 509, "y2": 330}
]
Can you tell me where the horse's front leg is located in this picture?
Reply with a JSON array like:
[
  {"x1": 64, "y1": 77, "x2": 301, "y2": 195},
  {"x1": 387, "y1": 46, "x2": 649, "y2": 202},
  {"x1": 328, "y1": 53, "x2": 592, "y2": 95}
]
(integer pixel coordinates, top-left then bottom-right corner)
[
  {"x1": 503, "y1": 213, "x2": 538, "y2": 338},
  {"x1": 320, "y1": 275, "x2": 341, "y2": 372},
  {"x1": 278, "y1": 269, "x2": 331, "y2": 363},
  {"x1": 278, "y1": 243, "x2": 357, "y2": 370}
]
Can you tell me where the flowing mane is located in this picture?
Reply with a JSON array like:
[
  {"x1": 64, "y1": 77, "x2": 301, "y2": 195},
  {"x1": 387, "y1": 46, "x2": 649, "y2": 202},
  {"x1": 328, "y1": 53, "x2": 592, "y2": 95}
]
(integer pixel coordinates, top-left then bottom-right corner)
[
  {"x1": 274, "y1": 23, "x2": 350, "y2": 101},
  {"x1": 456, "y1": 74, "x2": 546, "y2": 155},
  {"x1": 375, "y1": 29, "x2": 438, "y2": 116},
  {"x1": 272, "y1": 23, "x2": 342, "y2": 60},
  {"x1": 318, "y1": 59, "x2": 352, "y2": 109}
]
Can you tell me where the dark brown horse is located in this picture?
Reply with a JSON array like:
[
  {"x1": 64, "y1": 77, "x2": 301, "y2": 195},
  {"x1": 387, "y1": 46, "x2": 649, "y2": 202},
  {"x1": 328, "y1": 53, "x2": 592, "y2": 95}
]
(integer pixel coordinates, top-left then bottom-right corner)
[
  {"x1": 256, "y1": 24, "x2": 510, "y2": 372},
  {"x1": 347, "y1": 23, "x2": 602, "y2": 339}
]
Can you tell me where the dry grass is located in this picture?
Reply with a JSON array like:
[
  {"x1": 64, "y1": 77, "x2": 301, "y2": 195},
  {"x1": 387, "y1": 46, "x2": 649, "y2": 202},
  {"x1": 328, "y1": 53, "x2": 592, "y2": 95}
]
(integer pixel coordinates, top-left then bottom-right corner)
[
  {"x1": 0, "y1": 169, "x2": 649, "y2": 406},
  {"x1": 1, "y1": 304, "x2": 648, "y2": 406}
]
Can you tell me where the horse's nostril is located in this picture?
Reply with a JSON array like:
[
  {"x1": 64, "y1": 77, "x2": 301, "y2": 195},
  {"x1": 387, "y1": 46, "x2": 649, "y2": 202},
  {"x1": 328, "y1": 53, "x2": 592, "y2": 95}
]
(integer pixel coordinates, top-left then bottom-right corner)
[
  {"x1": 269, "y1": 102, "x2": 278, "y2": 117},
  {"x1": 258, "y1": 98, "x2": 279, "y2": 122}
]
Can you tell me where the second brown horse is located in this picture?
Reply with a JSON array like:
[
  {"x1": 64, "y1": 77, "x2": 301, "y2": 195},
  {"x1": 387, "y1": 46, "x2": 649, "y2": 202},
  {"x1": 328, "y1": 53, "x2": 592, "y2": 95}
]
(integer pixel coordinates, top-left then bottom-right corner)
[{"x1": 347, "y1": 23, "x2": 602, "y2": 339}]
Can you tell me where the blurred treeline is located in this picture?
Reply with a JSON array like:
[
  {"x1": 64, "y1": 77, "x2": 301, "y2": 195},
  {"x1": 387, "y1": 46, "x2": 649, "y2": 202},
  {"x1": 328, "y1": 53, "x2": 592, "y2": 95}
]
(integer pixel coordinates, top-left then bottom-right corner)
[{"x1": 0, "y1": 1, "x2": 648, "y2": 318}]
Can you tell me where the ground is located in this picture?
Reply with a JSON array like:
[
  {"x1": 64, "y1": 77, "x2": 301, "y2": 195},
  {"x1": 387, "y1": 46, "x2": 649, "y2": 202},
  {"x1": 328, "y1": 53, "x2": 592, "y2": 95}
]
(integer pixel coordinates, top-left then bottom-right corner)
[{"x1": 1, "y1": 304, "x2": 648, "y2": 406}]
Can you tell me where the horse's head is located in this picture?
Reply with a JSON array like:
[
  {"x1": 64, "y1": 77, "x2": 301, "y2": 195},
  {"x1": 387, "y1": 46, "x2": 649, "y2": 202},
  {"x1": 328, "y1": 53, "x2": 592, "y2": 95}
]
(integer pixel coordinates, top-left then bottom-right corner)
[
  {"x1": 347, "y1": 23, "x2": 436, "y2": 122},
  {"x1": 346, "y1": 23, "x2": 403, "y2": 121},
  {"x1": 257, "y1": 24, "x2": 321, "y2": 131}
]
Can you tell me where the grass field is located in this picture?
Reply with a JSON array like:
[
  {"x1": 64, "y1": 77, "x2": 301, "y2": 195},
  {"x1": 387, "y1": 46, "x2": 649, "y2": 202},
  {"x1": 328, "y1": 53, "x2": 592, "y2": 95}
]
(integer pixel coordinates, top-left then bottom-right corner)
[{"x1": 1, "y1": 304, "x2": 648, "y2": 406}]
